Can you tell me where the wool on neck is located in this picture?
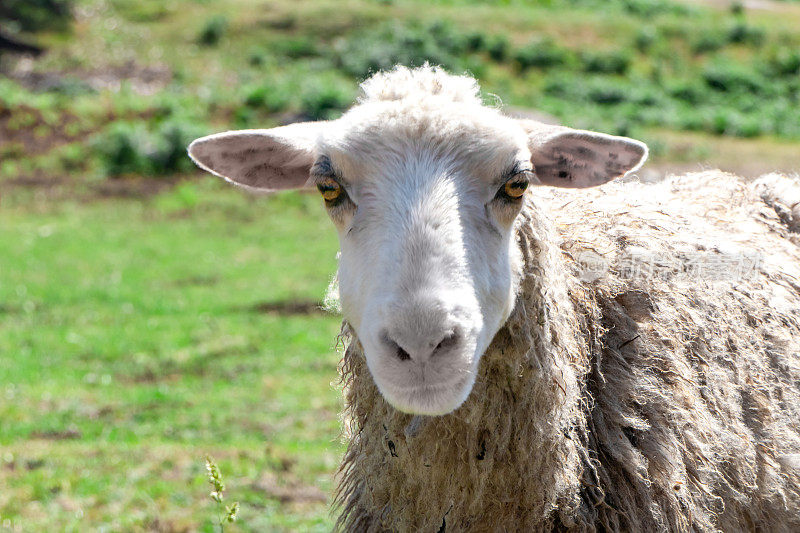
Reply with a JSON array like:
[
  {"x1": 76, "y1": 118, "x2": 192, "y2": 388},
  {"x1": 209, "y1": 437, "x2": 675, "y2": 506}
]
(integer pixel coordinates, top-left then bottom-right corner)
[{"x1": 333, "y1": 199, "x2": 593, "y2": 531}]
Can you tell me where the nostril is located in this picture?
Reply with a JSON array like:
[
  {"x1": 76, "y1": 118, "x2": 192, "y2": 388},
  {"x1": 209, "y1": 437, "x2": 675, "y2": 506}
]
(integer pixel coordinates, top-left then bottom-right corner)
[
  {"x1": 381, "y1": 330, "x2": 412, "y2": 362},
  {"x1": 381, "y1": 328, "x2": 462, "y2": 362},
  {"x1": 396, "y1": 346, "x2": 411, "y2": 361},
  {"x1": 432, "y1": 330, "x2": 460, "y2": 357}
]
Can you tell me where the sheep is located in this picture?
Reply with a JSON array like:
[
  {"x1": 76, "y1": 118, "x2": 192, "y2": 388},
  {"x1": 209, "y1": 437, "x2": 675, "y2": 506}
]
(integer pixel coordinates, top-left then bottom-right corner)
[{"x1": 188, "y1": 66, "x2": 800, "y2": 532}]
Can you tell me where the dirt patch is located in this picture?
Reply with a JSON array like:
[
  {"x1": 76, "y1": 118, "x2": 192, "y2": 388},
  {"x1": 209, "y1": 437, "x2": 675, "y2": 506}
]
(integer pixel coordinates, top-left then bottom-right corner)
[
  {"x1": 8, "y1": 58, "x2": 172, "y2": 96},
  {"x1": 30, "y1": 428, "x2": 82, "y2": 440},
  {"x1": 251, "y1": 472, "x2": 327, "y2": 505},
  {"x1": 25, "y1": 459, "x2": 45, "y2": 471},
  {"x1": 0, "y1": 104, "x2": 81, "y2": 157},
  {"x1": 92, "y1": 177, "x2": 175, "y2": 199},
  {"x1": 3, "y1": 172, "x2": 186, "y2": 203},
  {"x1": 5, "y1": 173, "x2": 70, "y2": 189},
  {"x1": 145, "y1": 518, "x2": 191, "y2": 533},
  {"x1": 242, "y1": 300, "x2": 327, "y2": 315},
  {"x1": 172, "y1": 275, "x2": 220, "y2": 287}
]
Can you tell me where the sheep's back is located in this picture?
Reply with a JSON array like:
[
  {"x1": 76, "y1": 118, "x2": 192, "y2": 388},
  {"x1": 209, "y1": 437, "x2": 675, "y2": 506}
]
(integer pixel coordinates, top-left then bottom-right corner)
[{"x1": 543, "y1": 171, "x2": 800, "y2": 531}]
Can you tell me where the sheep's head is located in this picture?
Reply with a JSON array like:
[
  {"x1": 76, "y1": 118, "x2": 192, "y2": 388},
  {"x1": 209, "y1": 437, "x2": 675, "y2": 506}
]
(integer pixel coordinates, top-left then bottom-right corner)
[{"x1": 189, "y1": 67, "x2": 647, "y2": 415}]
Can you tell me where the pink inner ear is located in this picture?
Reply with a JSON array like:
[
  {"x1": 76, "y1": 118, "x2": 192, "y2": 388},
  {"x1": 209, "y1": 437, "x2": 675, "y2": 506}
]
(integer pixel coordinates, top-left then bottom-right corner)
[
  {"x1": 531, "y1": 131, "x2": 647, "y2": 189},
  {"x1": 189, "y1": 124, "x2": 325, "y2": 192}
]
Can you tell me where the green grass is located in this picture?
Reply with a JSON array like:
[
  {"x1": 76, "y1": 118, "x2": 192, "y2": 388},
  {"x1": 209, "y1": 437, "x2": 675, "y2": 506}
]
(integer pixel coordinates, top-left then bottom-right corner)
[{"x1": 0, "y1": 182, "x2": 344, "y2": 530}]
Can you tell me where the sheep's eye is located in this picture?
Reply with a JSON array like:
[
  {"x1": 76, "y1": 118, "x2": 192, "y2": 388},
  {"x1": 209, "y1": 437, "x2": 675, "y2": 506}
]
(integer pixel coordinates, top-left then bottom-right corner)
[
  {"x1": 502, "y1": 173, "x2": 530, "y2": 199},
  {"x1": 317, "y1": 178, "x2": 342, "y2": 202}
]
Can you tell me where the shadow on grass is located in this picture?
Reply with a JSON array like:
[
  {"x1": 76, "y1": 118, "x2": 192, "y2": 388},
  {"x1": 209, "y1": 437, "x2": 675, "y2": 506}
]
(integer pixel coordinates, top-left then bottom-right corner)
[{"x1": 237, "y1": 300, "x2": 328, "y2": 316}]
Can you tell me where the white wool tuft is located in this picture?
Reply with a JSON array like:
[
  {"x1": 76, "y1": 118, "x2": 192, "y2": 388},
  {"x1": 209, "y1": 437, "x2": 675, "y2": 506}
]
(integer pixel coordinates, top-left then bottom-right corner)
[{"x1": 358, "y1": 64, "x2": 482, "y2": 106}]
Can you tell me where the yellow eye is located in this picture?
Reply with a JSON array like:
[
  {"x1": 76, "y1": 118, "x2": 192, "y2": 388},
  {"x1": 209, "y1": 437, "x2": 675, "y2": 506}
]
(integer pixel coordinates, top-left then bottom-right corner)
[
  {"x1": 504, "y1": 175, "x2": 529, "y2": 199},
  {"x1": 317, "y1": 178, "x2": 342, "y2": 202}
]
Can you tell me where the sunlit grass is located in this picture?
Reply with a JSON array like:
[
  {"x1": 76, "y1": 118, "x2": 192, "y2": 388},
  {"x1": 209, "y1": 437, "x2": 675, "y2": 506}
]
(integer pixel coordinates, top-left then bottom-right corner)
[{"x1": 0, "y1": 181, "x2": 344, "y2": 530}]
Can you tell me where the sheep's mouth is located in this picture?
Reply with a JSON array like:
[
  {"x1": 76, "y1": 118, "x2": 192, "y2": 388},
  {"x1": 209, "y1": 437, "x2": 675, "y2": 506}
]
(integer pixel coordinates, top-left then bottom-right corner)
[{"x1": 378, "y1": 373, "x2": 475, "y2": 416}]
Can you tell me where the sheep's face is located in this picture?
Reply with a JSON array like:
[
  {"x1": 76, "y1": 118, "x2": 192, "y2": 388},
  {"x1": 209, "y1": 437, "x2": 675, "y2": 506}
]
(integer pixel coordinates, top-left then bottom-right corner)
[
  {"x1": 188, "y1": 90, "x2": 647, "y2": 416},
  {"x1": 316, "y1": 103, "x2": 534, "y2": 415}
]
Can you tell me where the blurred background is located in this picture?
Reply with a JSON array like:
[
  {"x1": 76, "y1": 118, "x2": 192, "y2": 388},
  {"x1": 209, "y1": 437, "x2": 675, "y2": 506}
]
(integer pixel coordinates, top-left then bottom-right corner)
[{"x1": 1, "y1": 0, "x2": 799, "y2": 530}]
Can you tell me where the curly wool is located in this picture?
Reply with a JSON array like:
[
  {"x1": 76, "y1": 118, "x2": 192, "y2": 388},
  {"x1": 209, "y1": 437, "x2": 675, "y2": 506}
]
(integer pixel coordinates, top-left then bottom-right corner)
[
  {"x1": 358, "y1": 64, "x2": 483, "y2": 107},
  {"x1": 753, "y1": 173, "x2": 800, "y2": 240},
  {"x1": 334, "y1": 172, "x2": 800, "y2": 532}
]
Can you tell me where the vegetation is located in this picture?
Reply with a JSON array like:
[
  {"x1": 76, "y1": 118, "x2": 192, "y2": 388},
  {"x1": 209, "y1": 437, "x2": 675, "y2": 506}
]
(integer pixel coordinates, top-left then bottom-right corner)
[
  {"x1": 1, "y1": 0, "x2": 799, "y2": 529},
  {"x1": 198, "y1": 16, "x2": 229, "y2": 47},
  {"x1": 3, "y1": 0, "x2": 800, "y2": 181},
  {"x1": 0, "y1": 185, "x2": 343, "y2": 530},
  {"x1": 1, "y1": 0, "x2": 799, "y2": 185},
  {"x1": 205, "y1": 456, "x2": 240, "y2": 531},
  {"x1": 0, "y1": 0, "x2": 73, "y2": 32}
]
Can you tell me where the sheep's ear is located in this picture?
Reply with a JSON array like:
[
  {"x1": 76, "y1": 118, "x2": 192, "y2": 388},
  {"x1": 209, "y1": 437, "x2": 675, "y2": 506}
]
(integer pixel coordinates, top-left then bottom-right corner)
[
  {"x1": 187, "y1": 121, "x2": 327, "y2": 191},
  {"x1": 520, "y1": 121, "x2": 648, "y2": 188}
]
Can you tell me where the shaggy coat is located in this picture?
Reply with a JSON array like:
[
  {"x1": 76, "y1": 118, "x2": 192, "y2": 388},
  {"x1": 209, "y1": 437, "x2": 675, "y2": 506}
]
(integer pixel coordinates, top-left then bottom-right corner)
[
  {"x1": 187, "y1": 64, "x2": 800, "y2": 532},
  {"x1": 335, "y1": 172, "x2": 800, "y2": 531}
]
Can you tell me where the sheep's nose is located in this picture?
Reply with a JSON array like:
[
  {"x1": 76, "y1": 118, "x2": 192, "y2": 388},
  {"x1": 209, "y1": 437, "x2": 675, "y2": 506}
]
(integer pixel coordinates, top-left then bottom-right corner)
[{"x1": 381, "y1": 329, "x2": 462, "y2": 363}]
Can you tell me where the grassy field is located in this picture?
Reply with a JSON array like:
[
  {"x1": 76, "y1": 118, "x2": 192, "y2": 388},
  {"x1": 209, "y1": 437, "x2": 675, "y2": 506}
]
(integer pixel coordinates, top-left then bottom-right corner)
[
  {"x1": 0, "y1": 183, "x2": 344, "y2": 531},
  {"x1": 1, "y1": 0, "x2": 799, "y2": 530}
]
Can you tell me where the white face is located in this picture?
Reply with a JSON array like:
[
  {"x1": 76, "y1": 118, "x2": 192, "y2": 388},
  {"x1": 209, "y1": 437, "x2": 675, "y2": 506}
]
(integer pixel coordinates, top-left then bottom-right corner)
[
  {"x1": 318, "y1": 104, "x2": 532, "y2": 414},
  {"x1": 188, "y1": 95, "x2": 647, "y2": 416}
]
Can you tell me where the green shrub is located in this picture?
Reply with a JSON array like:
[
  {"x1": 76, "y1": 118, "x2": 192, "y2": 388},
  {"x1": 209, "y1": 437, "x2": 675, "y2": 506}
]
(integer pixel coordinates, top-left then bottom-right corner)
[
  {"x1": 92, "y1": 119, "x2": 206, "y2": 177},
  {"x1": 328, "y1": 20, "x2": 492, "y2": 79},
  {"x1": 586, "y1": 80, "x2": 628, "y2": 105},
  {"x1": 198, "y1": 15, "x2": 228, "y2": 46},
  {"x1": 545, "y1": 72, "x2": 667, "y2": 109},
  {"x1": 274, "y1": 38, "x2": 319, "y2": 59},
  {"x1": 705, "y1": 109, "x2": 767, "y2": 137},
  {"x1": 0, "y1": 0, "x2": 72, "y2": 32},
  {"x1": 300, "y1": 78, "x2": 354, "y2": 120},
  {"x1": 427, "y1": 20, "x2": 469, "y2": 56},
  {"x1": 43, "y1": 77, "x2": 96, "y2": 96},
  {"x1": 56, "y1": 143, "x2": 85, "y2": 171},
  {"x1": 92, "y1": 122, "x2": 150, "y2": 176},
  {"x1": 667, "y1": 79, "x2": 707, "y2": 105},
  {"x1": 619, "y1": 0, "x2": 691, "y2": 17},
  {"x1": 110, "y1": 1, "x2": 171, "y2": 23},
  {"x1": 765, "y1": 48, "x2": 800, "y2": 76},
  {"x1": 228, "y1": 104, "x2": 251, "y2": 127},
  {"x1": 727, "y1": 22, "x2": 765, "y2": 46},
  {"x1": 564, "y1": 0, "x2": 692, "y2": 17},
  {"x1": 702, "y1": 60, "x2": 765, "y2": 93},
  {"x1": 465, "y1": 31, "x2": 486, "y2": 53},
  {"x1": 152, "y1": 120, "x2": 206, "y2": 174},
  {"x1": 674, "y1": 107, "x2": 708, "y2": 132},
  {"x1": 772, "y1": 105, "x2": 800, "y2": 138},
  {"x1": 690, "y1": 31, "x2": 727, "y2": 55},
  {"x1": 514, "y1": 38, "x2": 571, "y2": 70},
  {"x1": 634, "y1": 26, "x2": 658, "y2": 52},
  {"x1": 248, "y1": 49, "x2": 267, "y2": 66},
  {"x1": 332, "y1": 20, "x2": 470, "y2": 78},
  {"x1": 735, "y1": 117, "x2": 765, "y2": 138},
  {"x1": 486, "y1": 35, "x2": 510, "y2": 62},
  {"x1": 242, "y1": 80, "x2": 293, "y2": 113},
  {"x1": 580, "y1": 50, "x2": 631, "y2": 74}
]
